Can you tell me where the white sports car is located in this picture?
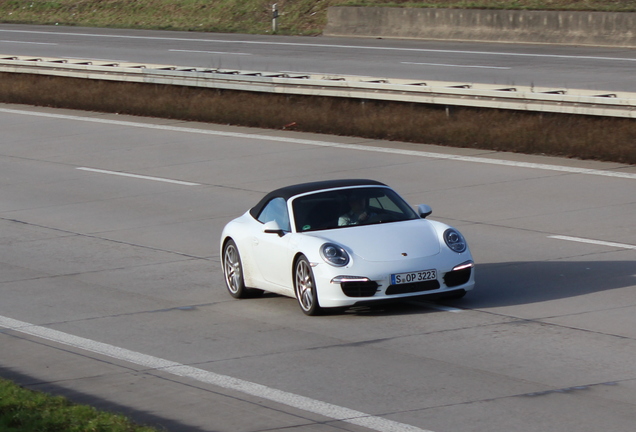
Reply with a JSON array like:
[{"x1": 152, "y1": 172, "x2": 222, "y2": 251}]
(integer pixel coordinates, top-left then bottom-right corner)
[{"x1": 220, "y1": 179, "x2": 475, "y2": 315}]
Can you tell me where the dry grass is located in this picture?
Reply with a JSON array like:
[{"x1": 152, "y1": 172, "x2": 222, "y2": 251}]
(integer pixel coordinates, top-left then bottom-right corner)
[
  {"x1": 2, "y1": 72, "x2": 634, "y2": 164},
  {"x1": 1, "y1": 0, "x2": 332, "y2": 35}
]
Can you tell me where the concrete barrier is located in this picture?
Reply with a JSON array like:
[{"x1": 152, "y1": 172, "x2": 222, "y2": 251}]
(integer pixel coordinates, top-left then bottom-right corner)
[
  {"x1": 324, "y1": 7, "x2": 636, "y2": 47},
  {"x1": 2, "y1": 54, "x2": 634, "y2": 118}
]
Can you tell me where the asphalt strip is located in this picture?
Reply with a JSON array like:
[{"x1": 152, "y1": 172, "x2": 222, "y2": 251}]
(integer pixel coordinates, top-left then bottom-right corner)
[
  {"x1": 2, "y1": 107, "x2": 635, "y2": 181},
  {"x1": 0, "y1": 314, "x2": 433, "y2": 432}
]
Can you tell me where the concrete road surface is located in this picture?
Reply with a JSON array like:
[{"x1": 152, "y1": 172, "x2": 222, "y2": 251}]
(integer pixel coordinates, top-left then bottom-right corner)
[
  {"x1": 2, "y1": 24, "x2": 636, "y2": 92},
  {"x1": 1, "y1": 103, "x2": 635, "y2": 432}
]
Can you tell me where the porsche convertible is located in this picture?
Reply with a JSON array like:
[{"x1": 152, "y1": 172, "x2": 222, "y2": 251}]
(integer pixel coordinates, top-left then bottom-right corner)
[{"x1": 220, "y1": 179, "x2": 475, "y2": 315}]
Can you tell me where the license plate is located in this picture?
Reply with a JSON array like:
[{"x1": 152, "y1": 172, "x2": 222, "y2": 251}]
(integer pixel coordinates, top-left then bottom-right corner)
[{"x1": 391, "y1": 269, "x2": 437, "y2": 285}]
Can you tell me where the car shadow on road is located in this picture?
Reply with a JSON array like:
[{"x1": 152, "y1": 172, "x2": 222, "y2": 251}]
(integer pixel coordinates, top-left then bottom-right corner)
[
  {"x1": 450, "y1": 259, "x2": 636, "y2": 309},
  {"x1": 341, "y1": 259, "x2": 636, "y2": 315}
]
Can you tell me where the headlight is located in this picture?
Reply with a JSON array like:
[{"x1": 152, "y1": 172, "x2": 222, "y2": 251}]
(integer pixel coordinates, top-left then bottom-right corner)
[
  {"x1": 320, "y1": 243, "x2": 350, "y2": 267},
  {"x1": 444, "y1": 229, "x2": 467, "y2": 253}
]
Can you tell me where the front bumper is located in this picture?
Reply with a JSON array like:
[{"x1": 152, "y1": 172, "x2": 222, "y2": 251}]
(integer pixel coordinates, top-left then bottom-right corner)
[{"x1": 314, "y1": 258, "x2": 475, "y2": 308}]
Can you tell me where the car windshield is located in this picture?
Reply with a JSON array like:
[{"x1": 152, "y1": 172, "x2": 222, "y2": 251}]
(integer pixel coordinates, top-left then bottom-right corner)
[{"x1": 292, "y1": 187, "x2": 420, "y2": 232}]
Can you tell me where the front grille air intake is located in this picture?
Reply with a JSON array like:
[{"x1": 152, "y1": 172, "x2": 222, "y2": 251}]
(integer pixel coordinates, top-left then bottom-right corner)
[
  {"x1": 341, "y1": 281, "x2": 379, "y2": 297},
  {"x1": 444, "y1": 268, "x2": 472, "y2": 287}
]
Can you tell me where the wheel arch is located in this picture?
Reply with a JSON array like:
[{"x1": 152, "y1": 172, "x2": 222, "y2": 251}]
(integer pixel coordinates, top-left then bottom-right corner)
[
  {"x1": 221, "y1": 235, "x2": 256, "y2": 289},
  {"x1": 292, "y1": 252, "x2": 307, "y2": 278},
  {"x1": 221, "y1": 235, "x2": 234, "y2": 254}
]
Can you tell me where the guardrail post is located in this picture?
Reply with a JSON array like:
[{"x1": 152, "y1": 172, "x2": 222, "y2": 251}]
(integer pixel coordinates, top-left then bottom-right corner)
[{"x1": 272, "y1": 4, "x2": 279, "y2": 33}]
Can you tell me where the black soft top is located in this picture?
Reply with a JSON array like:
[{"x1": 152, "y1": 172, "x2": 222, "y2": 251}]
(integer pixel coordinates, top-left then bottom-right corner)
[{"x1": 249, "y1": 179, "x2": 386, "y2": 218}]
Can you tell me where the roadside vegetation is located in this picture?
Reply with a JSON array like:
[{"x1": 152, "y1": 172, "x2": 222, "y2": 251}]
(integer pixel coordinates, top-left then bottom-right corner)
[
  {"x1": 1, "y1": 1, "x2": 634, "y2": 165},
  {"x1": 2, "y1": 0, "x2": 636, "y2": 35},
  {"x1": 0, "y1": 378, "x2": 158, "y2": 432},
  {"x1": 2, "y1": 72, "x2": 635, "y2": 164}
]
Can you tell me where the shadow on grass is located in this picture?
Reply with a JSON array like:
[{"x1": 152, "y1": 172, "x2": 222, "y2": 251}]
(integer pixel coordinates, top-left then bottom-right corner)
[{"x1": 0, "y1": 366, "x2": 208, "y2": 432}]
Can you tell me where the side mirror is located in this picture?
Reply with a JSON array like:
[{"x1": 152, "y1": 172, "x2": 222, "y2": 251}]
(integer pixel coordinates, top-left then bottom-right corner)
[
  {"x1": 263, "y1": 220, "x2": 285, "y2": 236},
  {"x1": 417, "y1": 204, "x2": 432, "y2": 218}
]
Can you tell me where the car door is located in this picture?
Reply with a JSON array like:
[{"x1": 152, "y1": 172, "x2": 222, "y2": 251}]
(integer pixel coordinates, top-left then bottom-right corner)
[{"x1": 252, "y1": 197, "x2": 296, "y2": 291}]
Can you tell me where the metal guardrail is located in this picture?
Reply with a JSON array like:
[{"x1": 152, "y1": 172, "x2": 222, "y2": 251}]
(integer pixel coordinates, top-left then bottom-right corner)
[{"x1": 2, "y1": 54, "x2": 635, "y2": 118}]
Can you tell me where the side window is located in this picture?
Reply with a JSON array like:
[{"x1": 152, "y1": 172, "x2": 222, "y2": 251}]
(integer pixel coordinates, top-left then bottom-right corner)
[{"x1": 257, "y1": 197, "x2": 291, "y2": 232}]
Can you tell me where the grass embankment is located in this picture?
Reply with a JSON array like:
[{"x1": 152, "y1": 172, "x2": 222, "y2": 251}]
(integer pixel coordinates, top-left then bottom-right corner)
[
  {"x1": 0, "y1": 378, "x2": 158, "y2": 432},
  {"x1": 2, "y1": 0, "x2": 636, "y2": 35},
  {"x1": 2, "y1": 72, "x2": 635, "y2": 164}
]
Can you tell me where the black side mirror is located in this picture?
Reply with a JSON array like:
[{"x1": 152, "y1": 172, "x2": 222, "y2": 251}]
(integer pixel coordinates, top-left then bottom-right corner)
[{"x1": 417, "y1": 204, "x2": 432, "y2": 218}]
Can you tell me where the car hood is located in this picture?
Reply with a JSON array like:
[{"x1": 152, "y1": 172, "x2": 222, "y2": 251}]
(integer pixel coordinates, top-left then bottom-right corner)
[{"x1": 309, "y1": 219, "x2": 441, "y2": 262}]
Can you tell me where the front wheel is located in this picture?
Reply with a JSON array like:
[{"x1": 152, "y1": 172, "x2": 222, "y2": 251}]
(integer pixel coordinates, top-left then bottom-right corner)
[
  {"x1": 223, "y1": 239, "x2": 263, "y2": 299},
  {"x1": 294, "y1": 256, "x2": 322, "y2": 316}
]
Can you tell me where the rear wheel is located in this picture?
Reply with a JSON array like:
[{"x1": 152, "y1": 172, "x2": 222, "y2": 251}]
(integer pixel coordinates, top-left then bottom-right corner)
[
  {"x1": 294, "y1": 256, "x2": 322, "y2": 316},
  {"x1": 223, "y1": 239, "x2": 263, "y2": 299}
]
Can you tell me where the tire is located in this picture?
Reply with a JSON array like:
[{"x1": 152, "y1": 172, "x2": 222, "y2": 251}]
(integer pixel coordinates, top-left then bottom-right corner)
[
  {"x1": 222, "y1": 239, "x2": 263, "y2": 299},
  {"x1": 294, "y1": 256, "x2": 322, "y2": 316}
]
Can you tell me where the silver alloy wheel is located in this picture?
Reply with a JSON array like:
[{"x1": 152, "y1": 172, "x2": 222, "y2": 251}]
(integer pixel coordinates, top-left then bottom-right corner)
[
  {"x1": 224, "y1": 242, "x2": 242, "y2": 294},
  {"x1": 295, "y1": 257, "x2": 319, "y2": 314}
]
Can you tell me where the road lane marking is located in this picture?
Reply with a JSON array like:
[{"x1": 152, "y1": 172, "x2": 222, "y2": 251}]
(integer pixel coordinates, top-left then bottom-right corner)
[
  {"x1": 169, "y1": 49, "x2": 252, "y2": 56},
  {"x1": 548, "y1": 235, "x2": 636, "y2": 250},
  {"x1": 424, "y1": 303, "x2": 464, "y2": 313},
  {"x1": 2, "y1": 108, "x2": 636, "y2": 180},
  {"x1": 401, "y1": 61, "x2": 510, "y2": 70},
  {"x1": 2, "y1": 28, "x2": 636, "y2": 63},
  {"x1": 407, "y1": 301, "x2": 464, "y2": 312},
  {"x1": 0, "y1": 314, "x2": 434, "y2": 432},
  {"x1": 77, "y1": 167, "x2": 200, "y2": 186},
  {"x1": 0, "y1": 40, "x2": 57, "y2": 45}
]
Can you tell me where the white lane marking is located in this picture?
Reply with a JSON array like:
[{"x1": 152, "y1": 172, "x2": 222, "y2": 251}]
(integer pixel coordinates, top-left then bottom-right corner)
[
  {"x1": 1, "y1": 28, "x2": 636, "y2": 63},
  {"x1": 401, "y1": 61, "x2": 510, "y2": 70},
  {"x1": 63, "y1": 56, "x2": 125, "y2": 62},
  {"x1": 77, "y1": 167, "x2": 200, "y2": 186},
  {"x1": 2, "y1": 108, "x2": 635, "y2": 180},
  {"x1": 0, "y1": 40, "x2": 57, "y2": 45},
  {"x1": 548, "y1": 235, "x2": 636, "y2": 250},
  {"x1": 425, "y1": 304, "x2": 463, "y2": 313},
  {"x1": 281, "y1": 70, "x2": 366, "y2": 78},
  {"x1": 0, "y1": 315, "x2": 433, "y2": 432},
  {"x1": 169, "y1": 49, "x2": 251, "y2": 56},
  {"x1": 409, "y1": 301, "x2": 463, "y2": 313}
]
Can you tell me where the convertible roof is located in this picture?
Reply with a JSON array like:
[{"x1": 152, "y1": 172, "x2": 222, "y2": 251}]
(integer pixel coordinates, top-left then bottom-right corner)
[{"x1": 249, "y1": 179, "x2": 386, "y2": 218}]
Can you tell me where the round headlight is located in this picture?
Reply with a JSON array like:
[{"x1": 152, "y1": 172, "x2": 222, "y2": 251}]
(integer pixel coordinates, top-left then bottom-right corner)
[
  {"x1": 320, "y1": 243, "x2": 350, "y2": 267},
  {"x1": 444, "y1": 229, "x2": 467, "y2": 253}
]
